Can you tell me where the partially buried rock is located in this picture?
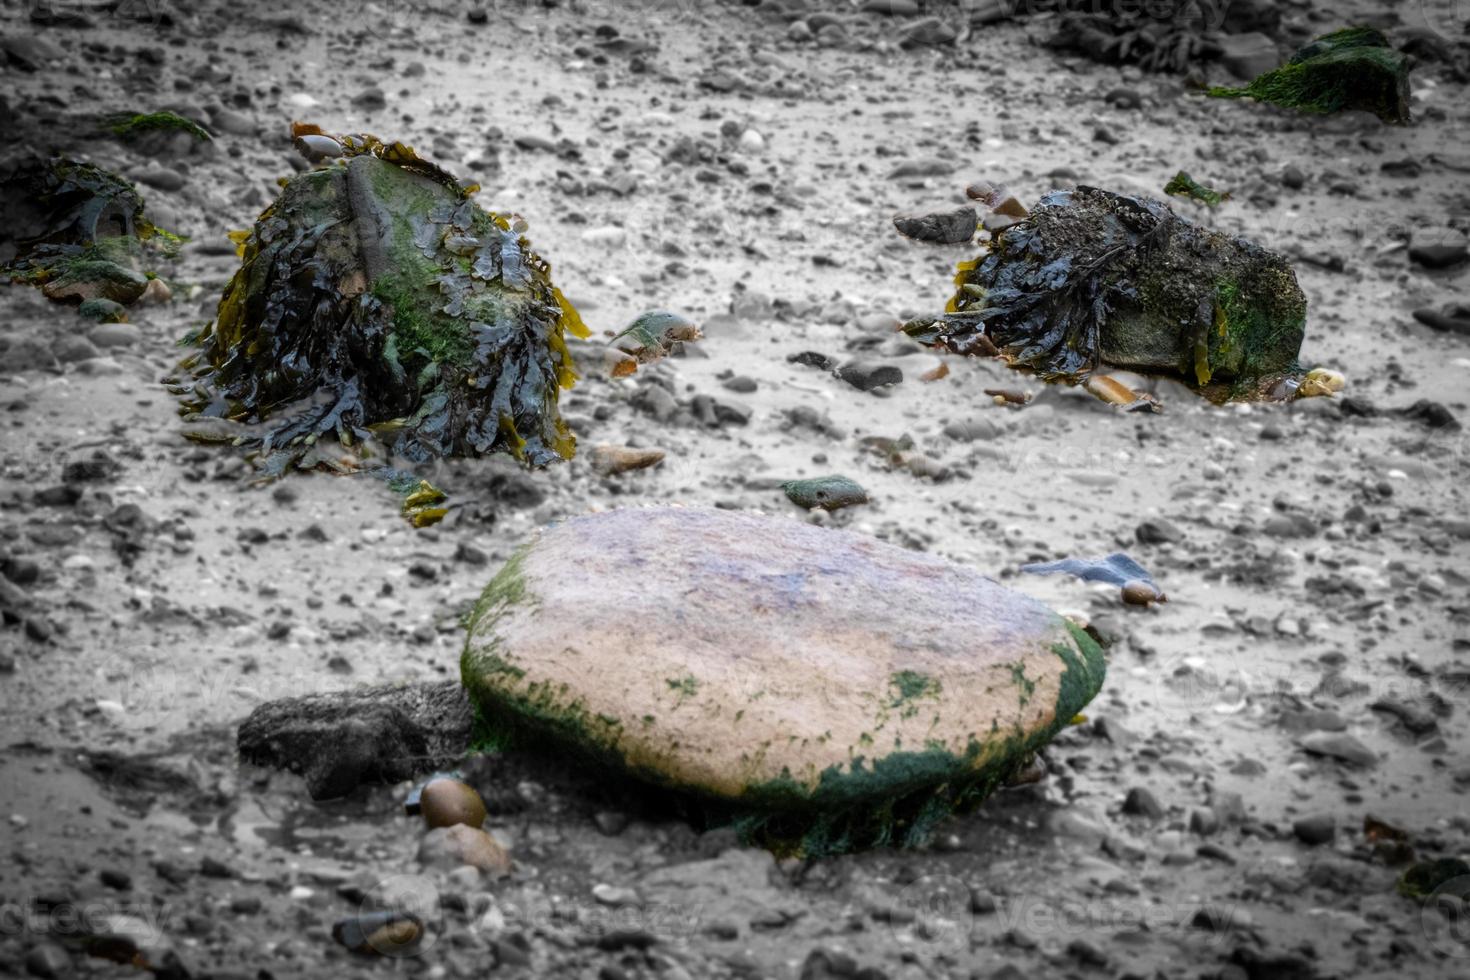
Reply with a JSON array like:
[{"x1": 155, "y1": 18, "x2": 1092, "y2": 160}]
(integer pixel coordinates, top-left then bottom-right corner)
[
  {"x1": 171, "y1": 128, "x2": 589, "y2": 471},
  {"x1": 461, "y1": 507, "x2": 1107, "y2": 853}
]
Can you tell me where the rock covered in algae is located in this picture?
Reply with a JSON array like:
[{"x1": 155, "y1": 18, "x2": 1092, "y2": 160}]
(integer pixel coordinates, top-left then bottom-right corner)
[
  {"x1": 903, "y1": 185, "x2": 1308, "y2": 402},
  {"x1": 172, "y1": 133, "x2": 589, "y2": 468},
  {"x1": 461, "y1": 507, "x2": 1106, "y2": 853},
  {"x1": 1207, "y1": 27, "x2": 1411, "y2": 124},
  {"x1": 0, "y1": 155, "x2": 168, "y2": 305}
]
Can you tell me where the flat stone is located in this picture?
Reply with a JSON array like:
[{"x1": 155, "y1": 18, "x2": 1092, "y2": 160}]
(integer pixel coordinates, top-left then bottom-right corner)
[
  {"x1": 836, "y1": 359, "x2": 903, "y2": 391},
  {"x1": 1409, "y1": 238, "x2": 1469, "y2": 270},
  {"x1": 893, "y1": 206, "x2": 978, "y2": 245},
  {"x1": 462, "y1": 507, "x2": 1105, "y2": 822},
  {"x1": 88, "y1": 323, "x2": 141, "y2": 348},
  {"x1": 1301, "y1": 731, "x2": 1377, "y2": 768}
]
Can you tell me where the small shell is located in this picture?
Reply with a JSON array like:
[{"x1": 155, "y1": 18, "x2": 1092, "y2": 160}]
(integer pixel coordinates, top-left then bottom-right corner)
[
  {"x1": 1084, "y1": 374, "x2": 1138, "y2": 406},
  {"x1": 1297, "y1": 368, "x2": 1346, "y2": 398},
  {"x1": 294, "y1": 133, "x2": 343, "y2": 160}
]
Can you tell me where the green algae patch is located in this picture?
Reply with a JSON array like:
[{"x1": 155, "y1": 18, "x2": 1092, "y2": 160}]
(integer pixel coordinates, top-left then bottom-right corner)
[
  {"x1": 170, "y1": 130, "x2": 587, "y2": 473},
  {"x1": 1207, "y1": 27, "x2": 1410, "y2": 124},
  {"x1": 104, "y1": 110, "x2": 211, "y2": 142},
  {"x1": 905, "y1": 185, "x2": 1309, "y2": 403},
  {"x1": 889, "y1": 670, "x2": 940, "y2": 707},
  {"x1": 1164, "y1": 170, "x2": 1228, "y2": 208}
]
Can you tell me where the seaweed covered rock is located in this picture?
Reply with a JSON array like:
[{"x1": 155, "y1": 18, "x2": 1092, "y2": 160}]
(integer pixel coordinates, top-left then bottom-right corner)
[
  {"x1": 172, "y1": 133, "x2": 588, "y2": 468},
  {"x1": 1208, "y1": 27, "x2": 1411, "y2": 124},
  {"x1": 0, "y1": 155, "x2": 166, "y2": 305},
  {"x1": 904, "y1": 185, "x2": 1309, "y2": 401},
  {"x1": 1047, "y1": 0, "x2": 1281, "y2": 73},
  {"x1": 462, "y1": 507, "x2": 1106, "y2": 853}
]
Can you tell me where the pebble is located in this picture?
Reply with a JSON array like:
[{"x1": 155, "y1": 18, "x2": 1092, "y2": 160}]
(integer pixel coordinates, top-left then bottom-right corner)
[
  {"x1": 722, "y1": 375, "x2": 758, "y2": 393},
  {"x1": 592, "y1": 883, "x2": 642, "y2": 908},
  {"x1": 420, "y1": 778, "x2": 488, "y2": 830},
  {"x1": 1300, "y1": 731, "x2": 1377, "y2": 768},
  {"x1": 22, "y1": 944, "x2": 72, "y2": 979},
  {"x1": 1293, "y1": 814, "x2": 1337, "y2": 846},
  {"x1": 781, "y1": 476, "x2": 869, "y2": 512},
  {"x1": 1135, "y1": 518, "x2": 1184, "y2": 545},
  {"x1": 1122, "y1": 787, "x2": 1164, "y2": 820},
  {"x1": 209, "y1": 107, "x2": 256, "y2": 136},
  {"x1": 836, "y1": 359, "x2": 902, "y2": 391},
  {"x1": 88, "y1": 322, "x2": 142, "y2": 348},
  {"x1": 1409, "y1": 232, "x2": 1469, "y2": 269}
]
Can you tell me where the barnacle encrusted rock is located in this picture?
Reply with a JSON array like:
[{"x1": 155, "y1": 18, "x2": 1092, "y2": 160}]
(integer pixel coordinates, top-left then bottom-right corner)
[
  {"x1": 461, "y1": 507, "x2": 1106, "y2": 853},
  {"x1": 904, "y1": 185, "x2": 1308, "y2": 401},
  {"x1": 173, "y1": 134, "x2": 588, "y2": 469}
]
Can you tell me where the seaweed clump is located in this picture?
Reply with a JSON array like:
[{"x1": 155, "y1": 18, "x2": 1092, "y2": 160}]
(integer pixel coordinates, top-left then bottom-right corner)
[
  {"x1": 171, "y1": 130, "x2": 589, "y2": 472},
  {"x1": 0, "y1": 155, "x2": 174, "y2": 304},
  {"x1": 104, "y1": 111, "x2": 212, "y2": 143},
  {"x1": 1164, "y1": 170, "x2": 1229, "y2": 207},
  {"x1": 903, "y1": 186, "x2": 1308, "y2": 402},
  {"x1": 1207, "y1": 27, "x2": 1411, "y2": 124}
]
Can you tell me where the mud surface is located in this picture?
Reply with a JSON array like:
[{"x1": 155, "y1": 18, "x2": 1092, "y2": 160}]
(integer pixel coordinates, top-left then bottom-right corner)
[{"x1": 1, "y1": 1, "x2": 1468, "y2": 978}]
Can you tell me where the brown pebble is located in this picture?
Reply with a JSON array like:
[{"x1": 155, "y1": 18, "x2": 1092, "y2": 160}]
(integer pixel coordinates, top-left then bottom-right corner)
[
  {"x1": 420, "y1": 778, "x2": 487, "y2": 830},
  {"x1": 1121, "y1": 580, "x2": 1165, "y2": 607}
]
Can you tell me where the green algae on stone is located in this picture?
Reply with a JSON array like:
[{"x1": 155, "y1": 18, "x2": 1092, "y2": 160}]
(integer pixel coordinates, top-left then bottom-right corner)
[
  {"x1": 104, "y1": 110, "x2": 212, "y2": 143},
  {"x1": 1164, "y1": 170, "x2": 1229, "y2": 207},
  {"x1": 460, "y1": 507, "x2": 1108, "y2": 855},
  {"x1": 1397, "y1": 858, "x2": 1470, "y2": 899},
  {"x1": 903, "y1": 185, "x2": 1308, "y2": 402},
  {"x1": 1207, "y1": 27, "x2": 1410, "y2": 124},
  {"x1": 171, "y1": 132, "x2": 588, "y2": 470}
]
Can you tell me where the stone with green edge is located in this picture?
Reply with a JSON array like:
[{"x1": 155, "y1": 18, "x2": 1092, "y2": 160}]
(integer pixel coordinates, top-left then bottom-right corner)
[{"x1": 461, "y1": 506, "x2": 1106, "y2": 854}]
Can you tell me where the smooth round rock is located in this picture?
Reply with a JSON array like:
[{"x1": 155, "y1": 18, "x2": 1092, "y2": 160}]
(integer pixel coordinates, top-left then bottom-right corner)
[
  {"x1": 462, "y1": 507, "x2": 1106, "y2": 811},
  {"x1": 420, "y1": 778, "x2": 487, "y2": 830}
]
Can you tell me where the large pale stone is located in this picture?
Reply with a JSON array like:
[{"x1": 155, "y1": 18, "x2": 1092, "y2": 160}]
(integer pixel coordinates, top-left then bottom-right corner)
[{"x1": 461, "y1": 507, "x2": 1105, "y2": 830}]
